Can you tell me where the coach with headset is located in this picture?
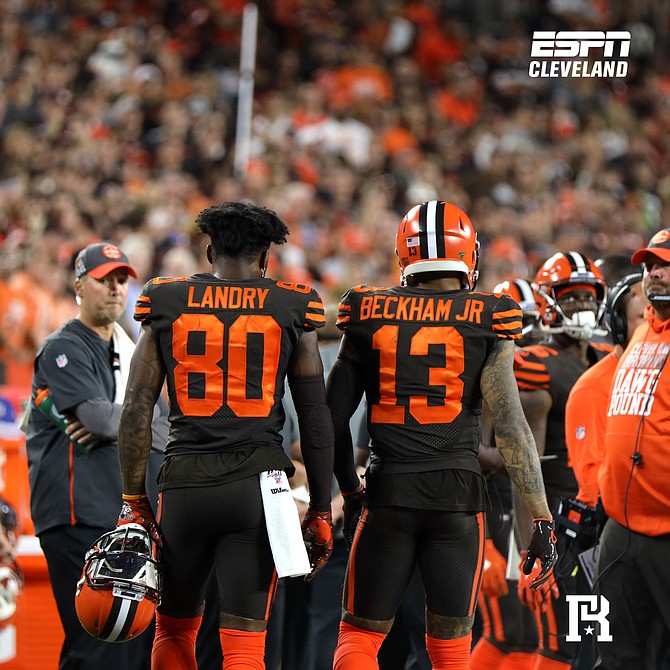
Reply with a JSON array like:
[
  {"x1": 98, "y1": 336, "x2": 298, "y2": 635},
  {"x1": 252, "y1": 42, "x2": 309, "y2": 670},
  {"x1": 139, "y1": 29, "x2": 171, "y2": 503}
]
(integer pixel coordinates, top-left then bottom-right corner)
[{"x1": 595, "y1": 230, "x2": 670, "y2": 669}]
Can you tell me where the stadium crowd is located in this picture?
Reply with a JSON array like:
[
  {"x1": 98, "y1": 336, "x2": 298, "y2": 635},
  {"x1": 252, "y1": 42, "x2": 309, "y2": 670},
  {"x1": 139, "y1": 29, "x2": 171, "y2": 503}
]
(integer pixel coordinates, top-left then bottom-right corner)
[
  {"x1": 2, "y1": 2, "x2": 670, "y2": 669},
  {"x1": 0, "y1": 0, "x2": 669, "y2": 387}
]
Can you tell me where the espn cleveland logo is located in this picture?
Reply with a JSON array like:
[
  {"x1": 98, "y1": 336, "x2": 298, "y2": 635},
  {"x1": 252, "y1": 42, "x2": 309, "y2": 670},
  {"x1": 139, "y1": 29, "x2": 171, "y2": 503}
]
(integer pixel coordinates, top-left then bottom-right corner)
[{"x1": 529, "y1": 31, "x2": 630, "y2": 78}]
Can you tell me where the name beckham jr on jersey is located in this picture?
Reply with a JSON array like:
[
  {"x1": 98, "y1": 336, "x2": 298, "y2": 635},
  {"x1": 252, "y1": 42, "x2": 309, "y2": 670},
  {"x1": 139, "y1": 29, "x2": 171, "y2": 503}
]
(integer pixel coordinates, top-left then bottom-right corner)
[
  {"x1": 358, "y1": 295, "x2": 485, "y2": 324},
  {"x1": 608, "y1": 342, "x2": 670, "y2": 417}
]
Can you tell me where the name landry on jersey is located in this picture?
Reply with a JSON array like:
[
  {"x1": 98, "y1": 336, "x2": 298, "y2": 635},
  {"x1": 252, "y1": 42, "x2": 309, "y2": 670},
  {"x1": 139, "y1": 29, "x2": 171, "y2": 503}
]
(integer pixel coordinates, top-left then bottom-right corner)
[{"x1": 187, "y1": 285, "x2": 269, "y2": 309}]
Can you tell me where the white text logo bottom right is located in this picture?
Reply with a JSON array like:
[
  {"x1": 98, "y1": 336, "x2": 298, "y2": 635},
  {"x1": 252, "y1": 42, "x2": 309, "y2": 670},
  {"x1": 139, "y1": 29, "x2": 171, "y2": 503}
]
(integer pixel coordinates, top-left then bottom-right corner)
[{"x1": 566, "y1": 595, "x2": 613, "y2": 642}]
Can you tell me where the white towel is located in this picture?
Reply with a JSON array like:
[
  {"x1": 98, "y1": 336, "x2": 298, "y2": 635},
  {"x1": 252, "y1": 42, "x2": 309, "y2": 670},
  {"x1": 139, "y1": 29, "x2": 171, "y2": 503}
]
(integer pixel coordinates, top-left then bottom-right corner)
[
  {"x1": 259, "y1": 470, "x2": 311, "y2": 578},
  {"x1": 506, "y1": 525, "x2": 521, "y2": 580},
  {"x1": 112, "y1": 324, "x2": 137, "y2": 404}
]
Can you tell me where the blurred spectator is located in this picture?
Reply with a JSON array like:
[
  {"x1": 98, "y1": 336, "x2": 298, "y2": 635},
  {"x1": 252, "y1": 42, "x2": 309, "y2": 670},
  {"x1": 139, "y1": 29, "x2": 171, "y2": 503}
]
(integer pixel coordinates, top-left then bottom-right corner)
[
  {"x1": 0, "y1": 0, "x2": 668, "y2": 390},
  {"x1": 0, "y1": 4, "x2": 668, "y2": 670}
]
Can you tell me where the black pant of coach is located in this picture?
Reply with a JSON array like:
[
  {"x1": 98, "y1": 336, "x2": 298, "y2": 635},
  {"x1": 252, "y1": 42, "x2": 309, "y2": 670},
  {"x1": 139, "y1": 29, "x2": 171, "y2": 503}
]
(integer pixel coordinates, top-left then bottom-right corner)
[{"x1": 594, "y1": 519, "x2": 670, "y2": 670}]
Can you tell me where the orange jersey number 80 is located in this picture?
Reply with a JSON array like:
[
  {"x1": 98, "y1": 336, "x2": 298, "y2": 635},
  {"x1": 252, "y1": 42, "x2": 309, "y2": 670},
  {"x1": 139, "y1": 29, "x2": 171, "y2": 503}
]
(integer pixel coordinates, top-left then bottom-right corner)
[
  {"x1": 172, "y1": 313, "x2": 282, "y2": 417},
  {"x1": 371, "y1": 324, "x2": 464, "y2": 424}
]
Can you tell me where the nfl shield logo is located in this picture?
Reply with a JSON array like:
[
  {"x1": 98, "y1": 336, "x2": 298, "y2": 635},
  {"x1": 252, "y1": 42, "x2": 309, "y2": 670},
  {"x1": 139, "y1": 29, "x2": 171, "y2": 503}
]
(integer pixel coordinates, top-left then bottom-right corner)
[
  {"x1": 575, "y1": 426, "x2": 586, "y2": 440},
  {"x1": 56, "y1": 354, "x2": 68, "y2": 368},
  {"x1": 267, "y1": 470, "x2": 283, "y2": 485}
]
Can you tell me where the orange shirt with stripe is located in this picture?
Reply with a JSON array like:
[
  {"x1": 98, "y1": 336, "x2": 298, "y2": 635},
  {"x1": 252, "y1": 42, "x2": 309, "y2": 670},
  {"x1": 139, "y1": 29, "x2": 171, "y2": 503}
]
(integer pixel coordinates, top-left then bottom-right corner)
[{"x1": 599, "y1": 307, "x2": 670, "y2": 535}]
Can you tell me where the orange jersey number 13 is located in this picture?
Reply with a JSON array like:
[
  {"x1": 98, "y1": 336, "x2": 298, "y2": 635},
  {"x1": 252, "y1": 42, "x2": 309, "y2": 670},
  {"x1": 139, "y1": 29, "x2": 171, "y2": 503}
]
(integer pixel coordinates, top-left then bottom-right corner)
[{"x1": 371, "y1": 324, "x2": 465, "y2": 425}]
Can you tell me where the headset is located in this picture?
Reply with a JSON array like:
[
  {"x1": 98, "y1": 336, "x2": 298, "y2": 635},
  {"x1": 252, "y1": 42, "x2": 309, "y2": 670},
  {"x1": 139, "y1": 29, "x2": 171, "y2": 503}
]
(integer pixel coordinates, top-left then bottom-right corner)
[{"x1": 605, "y1": 272, "x2": 643, "y2": 347}]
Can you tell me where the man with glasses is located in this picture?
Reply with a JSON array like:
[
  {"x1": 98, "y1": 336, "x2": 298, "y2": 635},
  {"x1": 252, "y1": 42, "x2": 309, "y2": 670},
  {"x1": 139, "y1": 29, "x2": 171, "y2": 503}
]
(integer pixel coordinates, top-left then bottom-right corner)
[{"x1": 513, "y1": 252, "x2": 611, "y2": 670}]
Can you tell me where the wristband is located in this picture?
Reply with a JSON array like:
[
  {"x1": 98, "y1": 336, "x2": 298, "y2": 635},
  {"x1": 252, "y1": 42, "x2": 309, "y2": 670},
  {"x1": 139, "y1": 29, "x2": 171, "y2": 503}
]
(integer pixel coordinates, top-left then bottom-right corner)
[{"x1": 291, "y1": 485, "x2": 310, "y2": 504}]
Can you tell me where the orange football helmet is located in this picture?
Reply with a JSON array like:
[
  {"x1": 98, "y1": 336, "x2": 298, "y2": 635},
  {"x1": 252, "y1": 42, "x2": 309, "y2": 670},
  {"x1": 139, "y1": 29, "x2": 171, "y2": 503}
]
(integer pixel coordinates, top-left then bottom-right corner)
[
  {"x1": 533, "y1": 252, "x2": 607, "y2": 340},
  {"x1": 395, "y1": 201, "x2": 479, "y2": 289},
  {"x1": 493, "y1": 278, "x2": 544, "y2": 344},
  {"x1": 493, "y1": 278, "x2": 539, "y2": 315},
  {"x1": 75, "y1": 524, "x2": 161, "y2": 643}
]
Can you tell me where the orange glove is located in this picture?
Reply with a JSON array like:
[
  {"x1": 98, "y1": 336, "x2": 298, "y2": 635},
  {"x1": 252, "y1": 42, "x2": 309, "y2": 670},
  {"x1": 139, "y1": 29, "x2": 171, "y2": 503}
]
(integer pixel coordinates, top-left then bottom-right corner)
[
  {"x1": 533, "y1": 572, "x2": 560, "y2": 611},
  {"x1": 517, "y1": 550, "x2": 559, "y2": 611},
  {"x1": 117, "y1": 494, "x2": 163, "y2": 548},
  {"x1": 480, "y1": 538, "x2": 508, "y2": 598},
  {"x1": 301, "y1": 507, "x2": 333, "y2": 582}
]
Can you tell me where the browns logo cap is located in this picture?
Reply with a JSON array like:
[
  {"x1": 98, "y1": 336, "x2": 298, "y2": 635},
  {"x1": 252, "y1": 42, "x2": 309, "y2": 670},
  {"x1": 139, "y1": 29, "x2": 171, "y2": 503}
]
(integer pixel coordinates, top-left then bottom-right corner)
[
  {"x1": 74, "y1": 243, "x2": 138, "y2": 280},
  {"x1": 631, "y1": 229, "x2": 670, "y2": 265}
]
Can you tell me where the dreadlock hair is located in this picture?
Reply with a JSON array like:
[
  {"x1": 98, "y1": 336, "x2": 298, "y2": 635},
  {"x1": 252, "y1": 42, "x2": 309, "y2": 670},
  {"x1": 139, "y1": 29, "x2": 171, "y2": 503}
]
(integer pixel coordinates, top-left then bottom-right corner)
[{"x1": 196, "y1": 202, "x2": 289, "y2": 263}]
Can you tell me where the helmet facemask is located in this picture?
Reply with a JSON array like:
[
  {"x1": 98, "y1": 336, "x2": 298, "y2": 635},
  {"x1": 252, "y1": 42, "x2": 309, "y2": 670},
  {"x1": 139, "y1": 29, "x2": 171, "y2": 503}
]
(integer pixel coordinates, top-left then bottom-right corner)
[
  {"x1": 82, "y1": 524, "x2": 161, "y2": 604},
  {"x1": 537, "y1": 287, "x2": 607, "y2": 341},
  {"x1": 533, "y1": 252, "x2": 608, "y2": 341}
]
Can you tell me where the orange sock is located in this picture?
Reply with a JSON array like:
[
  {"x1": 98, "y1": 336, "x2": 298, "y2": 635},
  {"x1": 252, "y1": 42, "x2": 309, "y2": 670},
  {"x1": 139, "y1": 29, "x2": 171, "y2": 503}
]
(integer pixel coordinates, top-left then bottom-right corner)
[
  {"x1": 219, "y1": 628, "x2": 266, "y2": 669},
  {"x1": 470, "y1": 638, "x2": 506, "y2": 669},
  {"x1": 426, "y1": 633, "x2": 472, "y2": 669},
  {"x1": 152, "y1": 612, "x2": 202, "y2": 670},
  {"x1": 333, "y1": 620, "x2": 387, "y2": 670},
  {"x1": 500, "y1": 651, "x2": 537, "y2": 670},
  {"x1": 533, "y1": 655, "x2": 571, "y2": 670}
]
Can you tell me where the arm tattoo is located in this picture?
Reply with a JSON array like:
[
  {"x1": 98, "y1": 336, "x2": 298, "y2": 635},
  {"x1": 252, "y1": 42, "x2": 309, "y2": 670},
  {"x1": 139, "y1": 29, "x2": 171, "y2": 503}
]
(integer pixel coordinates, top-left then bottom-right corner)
[
  {"x1": 481, "y1": 340, "x2": 551, "y2": 518},
  {"x1": 119, "y1": 327, "x2": 165, "y2": 495}
]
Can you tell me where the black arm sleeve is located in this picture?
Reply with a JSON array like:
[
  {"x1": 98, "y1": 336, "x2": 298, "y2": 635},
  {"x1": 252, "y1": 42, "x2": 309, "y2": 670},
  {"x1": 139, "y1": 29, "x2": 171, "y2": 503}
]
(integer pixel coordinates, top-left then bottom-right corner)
[
  {"x1": 289, "y1": 375, "x2": 335, "y2": 511},
  {"x1": 326, "y1": 356, "x2": 365, "y2": 494}
]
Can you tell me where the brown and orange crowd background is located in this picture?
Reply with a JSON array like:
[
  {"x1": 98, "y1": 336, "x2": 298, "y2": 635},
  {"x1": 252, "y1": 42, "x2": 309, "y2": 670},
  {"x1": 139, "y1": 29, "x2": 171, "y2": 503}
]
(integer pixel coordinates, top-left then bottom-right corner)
[
  {"x1": 1, "y1": 0, "x2": 669, "y2": 391},
  {"x1": 0, "y1": 0, "x2": 668, "y2": 666}
]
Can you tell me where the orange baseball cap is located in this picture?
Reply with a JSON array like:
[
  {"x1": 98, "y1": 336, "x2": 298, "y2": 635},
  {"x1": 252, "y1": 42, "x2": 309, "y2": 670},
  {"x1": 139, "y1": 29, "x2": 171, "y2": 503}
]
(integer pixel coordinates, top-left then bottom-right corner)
[{"x1": 631, "y1": 229, "x2": 670, "y2": 265}]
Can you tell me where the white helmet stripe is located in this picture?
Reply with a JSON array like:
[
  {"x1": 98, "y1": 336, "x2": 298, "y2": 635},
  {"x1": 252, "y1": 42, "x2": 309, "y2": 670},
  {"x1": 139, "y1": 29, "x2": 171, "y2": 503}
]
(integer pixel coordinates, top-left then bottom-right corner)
[
  {"x1": 516, "y1": 280, "x2": 535, "y2": 305},
  {"x1": 425, "y1": 200, "x2": 438, "y2": 258},
  {"x1": 105, "y1": 598, "x2": 133, "y2": 642},
  {"x1": 567, "y1": 251, "x2": 588, "y2": 273}
]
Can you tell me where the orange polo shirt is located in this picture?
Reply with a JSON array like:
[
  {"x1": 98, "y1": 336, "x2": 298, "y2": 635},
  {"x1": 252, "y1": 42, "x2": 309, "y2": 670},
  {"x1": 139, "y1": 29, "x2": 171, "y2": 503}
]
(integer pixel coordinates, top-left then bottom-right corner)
[{"x1": 599, "y1": 307, "x2": 670, "y2": 536}]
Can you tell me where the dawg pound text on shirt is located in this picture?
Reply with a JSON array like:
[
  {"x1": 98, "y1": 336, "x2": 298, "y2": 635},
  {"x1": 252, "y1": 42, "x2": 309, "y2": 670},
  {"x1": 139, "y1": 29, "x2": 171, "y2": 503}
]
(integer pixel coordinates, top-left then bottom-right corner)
[{"x1": 608, "y1": 342, "x2": 670, "y2": 417}]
